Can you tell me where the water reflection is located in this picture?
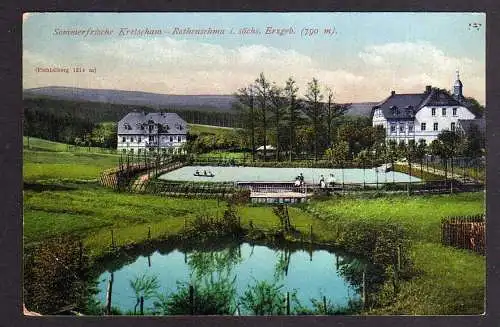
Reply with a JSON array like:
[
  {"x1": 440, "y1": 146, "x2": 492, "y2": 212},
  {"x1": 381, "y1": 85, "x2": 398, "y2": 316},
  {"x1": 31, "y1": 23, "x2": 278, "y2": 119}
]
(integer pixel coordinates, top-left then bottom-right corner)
[{"x1": 97, "y1": 240, "x2": 371, "y2": 315}]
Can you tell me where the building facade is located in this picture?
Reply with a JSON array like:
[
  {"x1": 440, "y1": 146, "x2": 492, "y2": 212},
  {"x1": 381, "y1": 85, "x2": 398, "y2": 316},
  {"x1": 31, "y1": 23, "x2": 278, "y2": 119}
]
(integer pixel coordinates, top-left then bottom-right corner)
[
  {"x1": 117, "y1": 112, "x2": 188, "y2": 154},
  {"x1": 372, "y1": 71, "x2": 480, "y2": 144}
]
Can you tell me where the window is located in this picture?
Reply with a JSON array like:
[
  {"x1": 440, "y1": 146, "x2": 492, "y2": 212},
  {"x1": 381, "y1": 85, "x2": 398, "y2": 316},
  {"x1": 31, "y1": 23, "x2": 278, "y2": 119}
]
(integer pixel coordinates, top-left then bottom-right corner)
[
  {"x1": 421, "y1": 123, "x2": 426, "y2": 131},
  {"x1": 390, "y1": 124, "x2": 396, "y2": 133},
  {"x1": 399, "y1": 124, "x2": 404, "y2": 133},
  {"x1": 122, "y1": 137, "x2": 126, "y2": 142},
  {"x1": 130, "y1": 137, "x2": 134, "y2": 142},
  {"x1": 453, "y1": 108, "x2": 457, "y2": 116},
  {"x1": 170, "y1": 136, "x2": 173, "y2": 142},
  {"x1": 431, "y1": 108, "x2": 436, "y2": 116},
  {"x1": 138, "y1": 137, "x2": 141, "y2": 143},
  {"x1": 451, "y1": 122, "x2": 456, "y2": 131},
  {"x1": 138, "y1": 149, "x2": 141, "y2": 154},
  {"x1": 408, "y1": 124, "x2": 414, "y2": 133},
  {"x1": 433, "y1": 122, "x2": 439, "y2": 131},
  {"x1": 178, "y1": 136, "x2": 181, "y2": 142},
  {"x1": 442, "y1": 108, "x2": 446, "y2": 116}
]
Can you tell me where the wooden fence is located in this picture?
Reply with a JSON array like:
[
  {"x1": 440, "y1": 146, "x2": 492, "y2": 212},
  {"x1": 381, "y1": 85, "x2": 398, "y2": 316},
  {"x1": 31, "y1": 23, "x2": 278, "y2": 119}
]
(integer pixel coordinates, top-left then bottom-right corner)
[{"x1": 441, "y1": 214, "x2": 485, "y2": 254}]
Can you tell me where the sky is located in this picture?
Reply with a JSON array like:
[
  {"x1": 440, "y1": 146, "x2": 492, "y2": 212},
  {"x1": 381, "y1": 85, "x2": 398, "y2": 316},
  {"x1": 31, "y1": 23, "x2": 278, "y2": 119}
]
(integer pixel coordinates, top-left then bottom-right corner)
[{"x1": 23, "y1": 12, "x2": 486, "y2": 104}]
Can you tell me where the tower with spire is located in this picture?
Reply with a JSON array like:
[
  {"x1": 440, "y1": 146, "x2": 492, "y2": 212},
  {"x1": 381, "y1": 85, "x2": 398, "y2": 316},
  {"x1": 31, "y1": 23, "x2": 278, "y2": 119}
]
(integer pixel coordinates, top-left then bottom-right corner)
[{"x1": 453, "y1": 69, "x2": 464, "y2": 100}]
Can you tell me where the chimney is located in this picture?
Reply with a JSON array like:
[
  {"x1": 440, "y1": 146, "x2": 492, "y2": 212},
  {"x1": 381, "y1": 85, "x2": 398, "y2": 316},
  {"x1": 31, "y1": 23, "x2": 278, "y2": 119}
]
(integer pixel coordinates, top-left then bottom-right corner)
[
  {"x1": 425, "y1": 85, "x2": 432, "y2": 94},
  {"x1": 391, "y1": 90, "x2": 396, "y2": 96}
]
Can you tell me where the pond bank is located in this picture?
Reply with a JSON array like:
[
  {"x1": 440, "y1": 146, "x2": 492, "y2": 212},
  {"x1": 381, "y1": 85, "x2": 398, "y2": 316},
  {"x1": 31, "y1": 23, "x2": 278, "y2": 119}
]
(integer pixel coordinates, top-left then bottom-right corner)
[{"x1": 23, "y1": 185, "x2": 485, "y2": 315}]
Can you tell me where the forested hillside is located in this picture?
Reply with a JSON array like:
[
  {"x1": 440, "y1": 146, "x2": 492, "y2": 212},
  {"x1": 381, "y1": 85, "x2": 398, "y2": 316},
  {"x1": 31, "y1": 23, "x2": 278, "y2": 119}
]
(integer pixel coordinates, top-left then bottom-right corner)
[{"x1": 23, "y1": 97, "x2": 242, "y2": 127}]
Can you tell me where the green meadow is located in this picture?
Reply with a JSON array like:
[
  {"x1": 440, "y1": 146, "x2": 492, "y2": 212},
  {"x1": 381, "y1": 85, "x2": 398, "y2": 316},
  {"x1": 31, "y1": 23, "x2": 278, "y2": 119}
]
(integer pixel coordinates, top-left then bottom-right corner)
[{"x1": 23, "y1": 136, "x2": 485, "y2": 315}]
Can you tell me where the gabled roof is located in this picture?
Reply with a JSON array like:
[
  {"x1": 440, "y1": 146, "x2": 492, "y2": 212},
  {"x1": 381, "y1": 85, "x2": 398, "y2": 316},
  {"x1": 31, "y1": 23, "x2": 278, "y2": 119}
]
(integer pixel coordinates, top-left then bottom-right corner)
[
  {"x1": 372, "y1": 88, "x2": 476, "y2": 120},
  {"x1": 372, "y1": 93, "x2": 427, "y2": 120},
  {"x1": 118, "y1": 112, "x2": 188, "y2": 135},
  {"x1": 420, "y1": 90, "x2": 463, "y2": 107}
]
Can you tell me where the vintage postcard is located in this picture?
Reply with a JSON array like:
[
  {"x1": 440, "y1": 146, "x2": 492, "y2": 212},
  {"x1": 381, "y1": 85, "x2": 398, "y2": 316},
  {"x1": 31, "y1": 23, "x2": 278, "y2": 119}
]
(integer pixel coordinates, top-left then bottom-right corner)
[{"x1": 22, "y1": 12, "x2": 486, "y2": 316}]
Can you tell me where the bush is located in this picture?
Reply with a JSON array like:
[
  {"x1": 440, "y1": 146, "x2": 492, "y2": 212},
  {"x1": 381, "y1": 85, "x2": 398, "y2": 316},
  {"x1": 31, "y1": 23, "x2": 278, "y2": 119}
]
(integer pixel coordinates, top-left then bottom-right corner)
[
  {"x1": 240, "y1": 280, "x2": 287, "y2": 315},
  {"x1": 154, "y1": 277, "x2": 237, "y2": 315}
]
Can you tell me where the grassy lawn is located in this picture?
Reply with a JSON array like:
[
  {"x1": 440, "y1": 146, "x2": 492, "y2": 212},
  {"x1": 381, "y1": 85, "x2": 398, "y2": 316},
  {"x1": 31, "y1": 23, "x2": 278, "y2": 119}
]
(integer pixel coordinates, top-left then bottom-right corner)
[
  {"x1": 24, "y1": 136, "x2": 117, "y2": 154},
  {"x1": 24, "y1": 185, "x2": 223, "y2": 257},
  {"x1": 23, "y1": 138, "x2": 120, "y2": 182},
  {"x1": 307, "y1": 193, "x2": 485, "y2": 315},
  {"x1": 23, "y1": 136, "x2": 486, "y2": 315},
  {"x1": 188, "y1": 124, "x2": 238, "y2": 134},
  {"x1": 309, "y1": 193, "x2": 484, "y2": 243}
]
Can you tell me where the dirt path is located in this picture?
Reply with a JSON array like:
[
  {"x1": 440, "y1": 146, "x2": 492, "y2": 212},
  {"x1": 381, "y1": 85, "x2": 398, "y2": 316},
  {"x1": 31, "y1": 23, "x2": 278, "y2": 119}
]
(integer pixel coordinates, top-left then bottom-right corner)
[{"x1": 396, "y1": 161, "x2": 480, "y2": 183}]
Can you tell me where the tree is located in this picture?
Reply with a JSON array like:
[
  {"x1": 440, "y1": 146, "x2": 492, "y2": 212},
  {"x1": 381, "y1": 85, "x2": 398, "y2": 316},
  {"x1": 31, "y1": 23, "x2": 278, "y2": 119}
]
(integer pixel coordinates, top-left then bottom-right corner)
[
  {"x1": 235, "y1": 84, "x2": 257, "y2": 160},
  {"x1": 284, "y1": 77, "x2": 300, "y2": 161},
  {"x1": 464, "y1": 96, "x2": 485, "y2": 118},
  {"x1": 324, "y1": 87, "x2": 347, "y2": 148},
  {"x1": 460, "y1": 124, "x2": 484, "y2": 158},
  {"x1": 431, "y1": 130, "x2": 461, "y2": 179},
  {"x1": 254, "y1": 73, "x2": 271, "y2": 161},
  {"x1": 415, "y1": 139, "x2": 427, "y2": 177},
  {"x1": 304, "y1": 78, "x2": 324, "y2": 161},
  {"x1": 269, "y1": 84, "x2": 287, "y2": 161},
  {"x1": 325, "y1": 140, "x2": 349, "y2": 166},
  {"x1": 129, "y1": 274, "x2": 160, "y2": 314}
]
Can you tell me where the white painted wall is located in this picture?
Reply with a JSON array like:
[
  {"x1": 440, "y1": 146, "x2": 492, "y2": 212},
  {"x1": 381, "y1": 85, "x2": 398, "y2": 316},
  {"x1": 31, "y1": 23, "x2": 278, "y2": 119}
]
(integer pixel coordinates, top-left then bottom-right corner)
[
  {"x1": 372, "y1": 105, "x2": 476, "y2": 144},
  {"x1": 117, "y1": 134, "x2": 187, "y2": 153},
  {"x1": 413, "y1": 105, "x2": 475, "y2": 143}
]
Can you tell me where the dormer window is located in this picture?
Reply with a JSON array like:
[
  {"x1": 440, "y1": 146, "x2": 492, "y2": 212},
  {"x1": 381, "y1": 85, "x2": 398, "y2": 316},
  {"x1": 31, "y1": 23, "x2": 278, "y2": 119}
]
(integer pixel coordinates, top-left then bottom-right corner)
[{"x1": 405, "y1": 106, "x2": 414, "y2": 117}]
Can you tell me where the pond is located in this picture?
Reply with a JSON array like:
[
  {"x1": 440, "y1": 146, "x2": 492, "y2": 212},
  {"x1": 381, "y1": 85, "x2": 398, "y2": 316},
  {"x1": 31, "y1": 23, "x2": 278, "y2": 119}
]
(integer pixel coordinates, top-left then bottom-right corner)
[
  {"x1": 96, "y1": 241, "x2": 371, "y2": 315},
  {"x1": 158, "y1": 166, "x2": 420, "y2": 184}
]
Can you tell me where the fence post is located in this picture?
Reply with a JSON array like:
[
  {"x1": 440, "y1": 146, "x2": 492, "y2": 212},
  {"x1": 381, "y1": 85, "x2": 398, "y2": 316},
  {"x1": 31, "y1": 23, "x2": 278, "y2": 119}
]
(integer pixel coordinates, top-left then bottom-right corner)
[
  {"x1": 362, "y1": 269, "x2": 366, "y2": 310},
  {"x1": 323, "y1": 296, "x2": 327, "y2": 315},
  {"x1": 189, "y1": 284, "x2": 195, "y2": 315},
  {"x1": 106, "y1": 272, "x2": 114, "y2": 315},
  {"x1": 397, "y1": 244, "x2": 401, "y2": 271},
  {"x1": 286, "y1": 292, "x2": 290, "y2": 315},
  {"x1": 78, "y1": 241, "x2": 83, "y2": 272},
  {"x1": 140, "y1": 296, "x2": 144, "y2": 315}
]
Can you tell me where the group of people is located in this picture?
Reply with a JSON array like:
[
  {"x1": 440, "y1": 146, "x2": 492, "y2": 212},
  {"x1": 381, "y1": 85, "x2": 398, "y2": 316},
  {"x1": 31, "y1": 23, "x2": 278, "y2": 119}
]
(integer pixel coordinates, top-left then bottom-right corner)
[
  {"x1": 294, "y1": 172, "x2": 336, "y2": 188},
  {"x1": 194, "y1": 169, "x2": 214, "y2": 177}
]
